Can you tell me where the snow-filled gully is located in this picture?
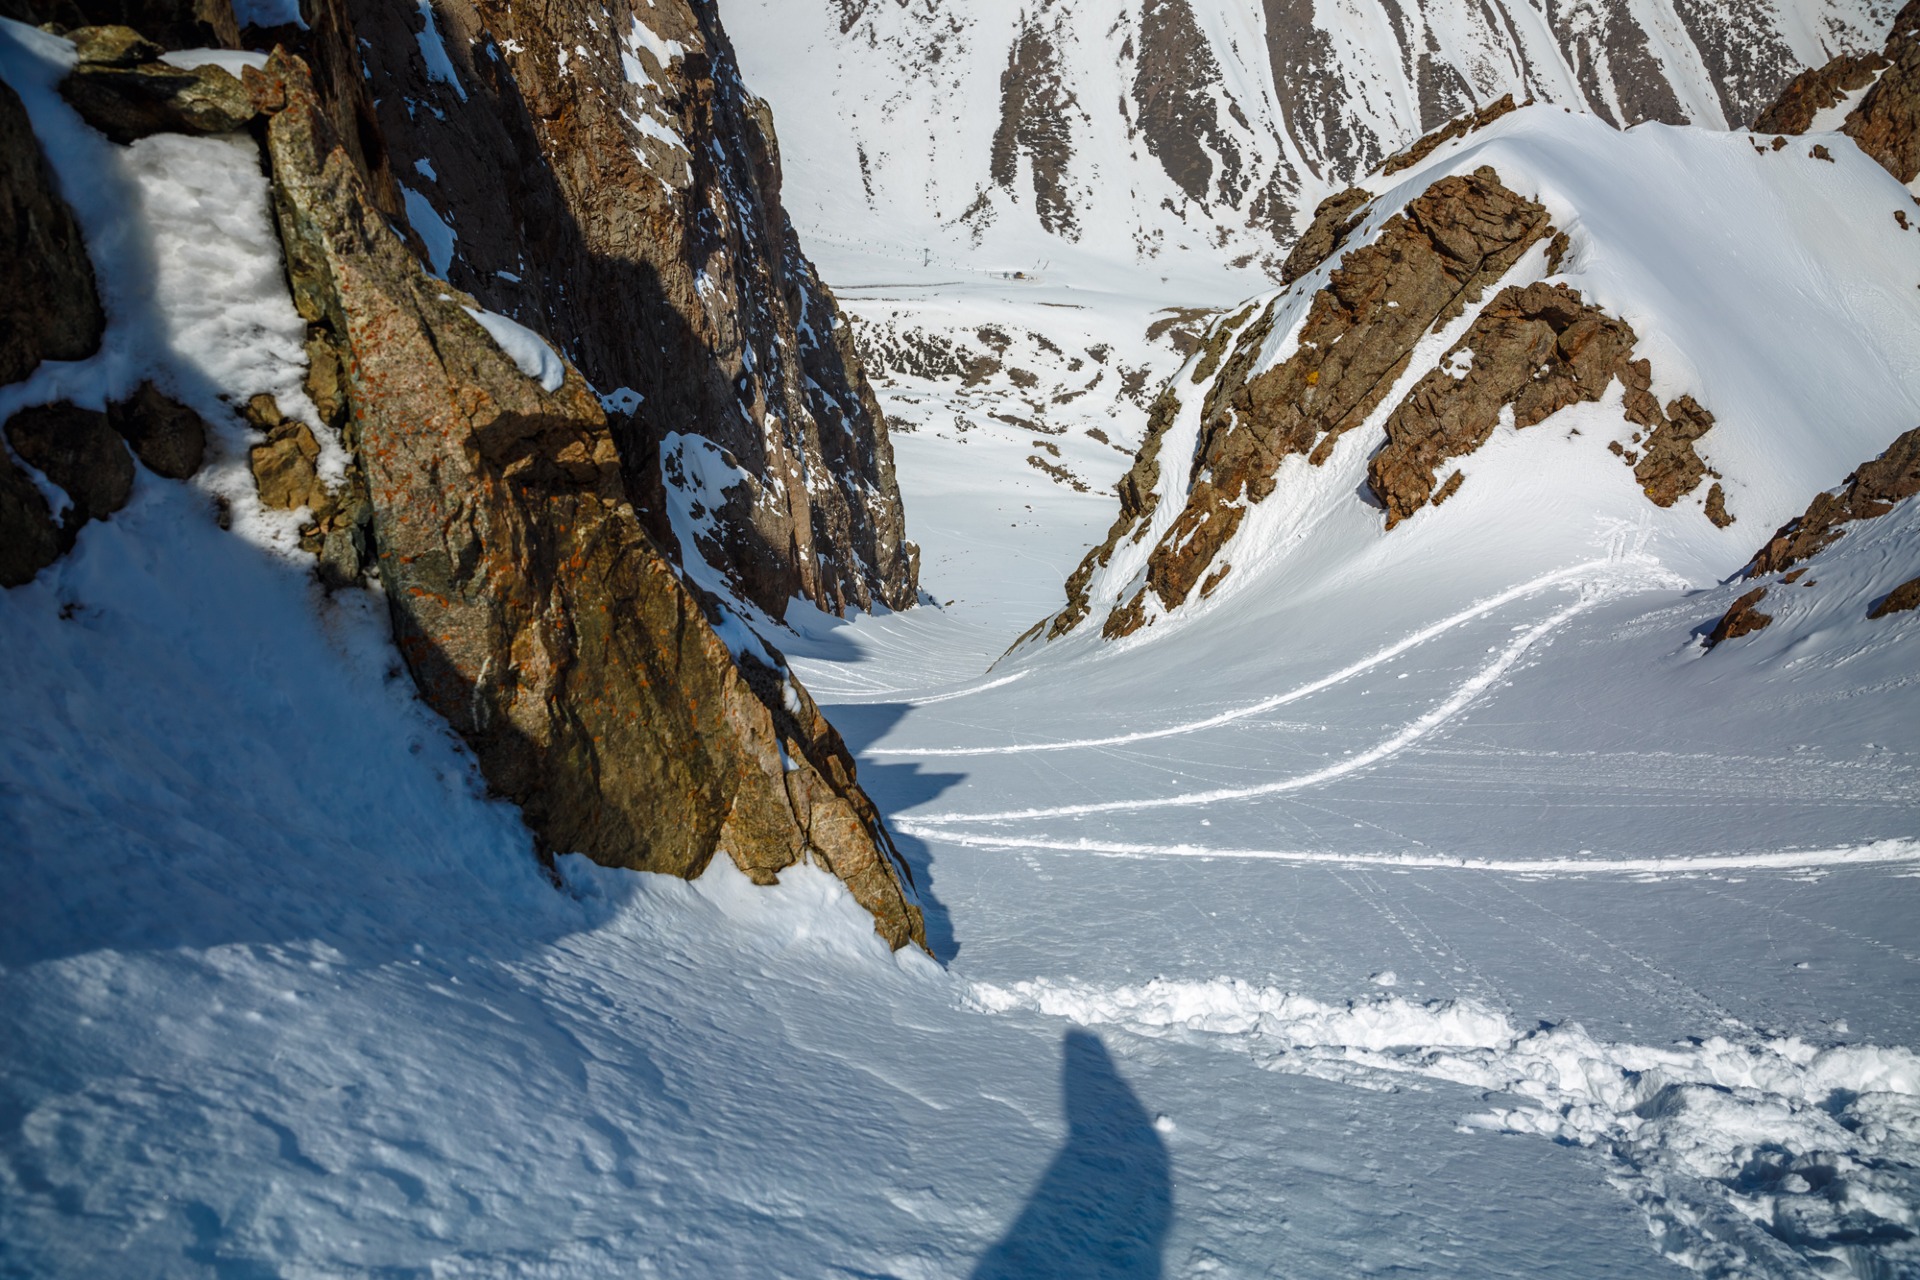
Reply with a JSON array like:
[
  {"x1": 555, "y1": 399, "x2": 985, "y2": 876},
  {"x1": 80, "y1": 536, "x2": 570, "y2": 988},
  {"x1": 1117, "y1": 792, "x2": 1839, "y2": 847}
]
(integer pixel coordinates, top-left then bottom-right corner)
[{"x1": 966, "y1": 976, "x2": 1920, "y2": 1278}]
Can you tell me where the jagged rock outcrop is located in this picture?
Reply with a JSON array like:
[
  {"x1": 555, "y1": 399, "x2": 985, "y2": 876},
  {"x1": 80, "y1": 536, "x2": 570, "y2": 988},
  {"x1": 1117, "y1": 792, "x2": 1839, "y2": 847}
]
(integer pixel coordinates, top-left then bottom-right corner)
[
  {"x1": 1368, "y1": 282, "x2": 1719, "y2": 528},
  {"x1": 1707, "y1": 425, "x2": 1920, "y2": 644},
  {"x1": 1754, "y1": 0, "x2": 1920, "y2": 184},
  {"x1": 1279, "y1": 187, "x2": 1372, "y2": 286},
  {"x1": 1843, "y1": 0, "x2": 1920, "y2": 182},
  {"x1": 324, "y1": 0, "x2": 914, "y2": 620},
  {"x1": 1089, "y1": 168, "x2": 1554, "y2": 637},
  {"x1": 255, "y1": 50, "x2": 924, "y2": 948},
  {"x1": 1054, "y1": 165, "x2": 1729, "y2": 641},
  {"x1": 1380, "y1": 94, "x2": 1520, "y2": 176},
  {"x1": 0, "y1": 77, "x2": 103, "y2": 386},
  {"x1": 1748, "y1": 426, "x2": 1920, "y2": 575},
  {"x1": 1753, "y1": 51, "x2": 1891, "y2": 133}
]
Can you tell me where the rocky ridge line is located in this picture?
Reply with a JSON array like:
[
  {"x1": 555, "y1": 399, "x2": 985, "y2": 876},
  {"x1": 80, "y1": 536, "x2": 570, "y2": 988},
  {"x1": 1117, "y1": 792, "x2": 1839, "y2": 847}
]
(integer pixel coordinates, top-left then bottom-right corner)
[
  {"x1": 1053, "y1": 164, "x2": 1729, "y2": 642},
  {"x1": 1755, "y1": 0, "x2": 1920, "y2": 183},
  {"x1": 1706, "y1": 425, "x2": 1920, "y2": 645}
]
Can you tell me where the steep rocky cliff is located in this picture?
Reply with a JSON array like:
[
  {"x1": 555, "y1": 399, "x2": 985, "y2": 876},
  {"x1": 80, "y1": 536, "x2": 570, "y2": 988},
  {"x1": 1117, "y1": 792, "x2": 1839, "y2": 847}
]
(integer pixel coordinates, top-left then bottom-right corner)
[
  {"x1": 0, "y1": 6, "x2": 926, "y2": 948},
  {"x1": 336, "y1": 0, "x2": 917, "y2": 620}
]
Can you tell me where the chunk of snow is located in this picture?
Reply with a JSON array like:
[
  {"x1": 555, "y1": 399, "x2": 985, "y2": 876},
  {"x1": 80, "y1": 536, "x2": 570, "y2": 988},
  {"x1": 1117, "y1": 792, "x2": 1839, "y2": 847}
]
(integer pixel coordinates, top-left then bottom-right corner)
[{"x1": 460, "y1": 306, "x2": 566, "y2": 392}]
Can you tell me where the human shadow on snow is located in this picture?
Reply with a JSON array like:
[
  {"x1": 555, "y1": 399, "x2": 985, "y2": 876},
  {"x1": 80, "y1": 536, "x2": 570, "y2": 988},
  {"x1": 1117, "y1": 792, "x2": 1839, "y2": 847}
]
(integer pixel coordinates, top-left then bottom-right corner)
[{"x1": 971, "y1": 1029, "x2": 1173, "y2": 1280}]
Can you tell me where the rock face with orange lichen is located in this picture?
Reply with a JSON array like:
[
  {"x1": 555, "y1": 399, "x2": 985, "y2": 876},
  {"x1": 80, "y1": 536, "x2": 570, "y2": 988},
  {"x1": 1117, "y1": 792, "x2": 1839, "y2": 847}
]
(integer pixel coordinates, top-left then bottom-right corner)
[{"x1": 253, "y1": 50, "x2": 925, "y2": 949}]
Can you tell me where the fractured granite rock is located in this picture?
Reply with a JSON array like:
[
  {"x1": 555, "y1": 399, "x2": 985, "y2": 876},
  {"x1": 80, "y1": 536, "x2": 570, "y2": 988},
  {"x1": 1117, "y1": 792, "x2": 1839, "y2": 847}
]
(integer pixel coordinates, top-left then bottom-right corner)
[{"x1": 61, "y1": 40, "x2": 256, "y2": 143}]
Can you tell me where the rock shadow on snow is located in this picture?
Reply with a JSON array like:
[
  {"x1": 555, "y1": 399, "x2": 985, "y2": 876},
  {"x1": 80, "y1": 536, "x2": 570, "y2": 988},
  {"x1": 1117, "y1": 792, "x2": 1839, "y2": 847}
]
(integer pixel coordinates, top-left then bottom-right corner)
[
  {"x1": 821, "y1": 699, "x2": 966, "y2": 961},
  {"x1": 971, "y1": 1029, "x2": 1172, "y2": 1279}
]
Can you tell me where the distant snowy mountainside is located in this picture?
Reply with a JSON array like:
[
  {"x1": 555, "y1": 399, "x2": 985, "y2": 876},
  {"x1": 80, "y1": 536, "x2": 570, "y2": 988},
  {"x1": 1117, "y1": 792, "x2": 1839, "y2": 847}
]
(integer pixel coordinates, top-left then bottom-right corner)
[{"x1": 732, "y1": 0, "x2": 1889, "y2": 279}]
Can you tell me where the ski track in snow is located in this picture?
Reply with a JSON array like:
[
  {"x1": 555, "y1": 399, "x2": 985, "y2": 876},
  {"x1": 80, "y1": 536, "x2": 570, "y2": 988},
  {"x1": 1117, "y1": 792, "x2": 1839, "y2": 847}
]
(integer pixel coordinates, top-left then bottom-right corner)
[
  {"x1": 890, "y1": 831, "x2": 1920, "y2": 875},
  {"x1": 908, "y1": 575, "x2": 1624, "y2": 822},
  {"x1": 871, "y1": 558, "x2": 1638, "y2": 754},
  {"x1": 965, "y1": 976, "x2": 1920, "y2": 1278}
]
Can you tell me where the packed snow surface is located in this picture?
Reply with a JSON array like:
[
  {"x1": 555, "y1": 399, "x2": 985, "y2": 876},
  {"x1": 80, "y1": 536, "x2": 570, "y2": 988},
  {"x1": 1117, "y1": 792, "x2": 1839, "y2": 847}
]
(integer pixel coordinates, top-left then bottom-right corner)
[{"x1": 4, "y1": 17, "x2": 1920, "y2": 1280}]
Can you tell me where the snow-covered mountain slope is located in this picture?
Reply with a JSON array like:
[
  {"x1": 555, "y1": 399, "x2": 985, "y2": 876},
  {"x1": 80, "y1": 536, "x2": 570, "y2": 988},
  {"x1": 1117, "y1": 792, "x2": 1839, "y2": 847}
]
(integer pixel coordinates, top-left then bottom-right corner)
[
  {"x1": 731, "y1": 0, "x2": 1888, "y2": 281},
  {"x1": 1039, "y1": 104, "x2": 1920, "y2": 652}
]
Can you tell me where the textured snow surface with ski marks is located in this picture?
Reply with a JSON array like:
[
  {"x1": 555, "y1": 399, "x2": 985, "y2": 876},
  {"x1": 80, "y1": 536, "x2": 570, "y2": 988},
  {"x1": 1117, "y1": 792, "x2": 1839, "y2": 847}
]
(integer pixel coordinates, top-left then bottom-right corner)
[{"x1": 5, "y1": 26, "x2": 1920, "y2": 1280}]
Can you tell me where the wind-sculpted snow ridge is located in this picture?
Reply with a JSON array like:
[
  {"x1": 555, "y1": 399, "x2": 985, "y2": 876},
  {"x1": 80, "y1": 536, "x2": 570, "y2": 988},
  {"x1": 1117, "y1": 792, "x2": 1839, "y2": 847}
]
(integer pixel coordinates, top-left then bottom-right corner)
[
  {"x1": 968, "y1": 975, "x2": 1920, "y2": 1277},
  {"x1": 729, "y1": 0, "x2": 1883, "y2": 280}
]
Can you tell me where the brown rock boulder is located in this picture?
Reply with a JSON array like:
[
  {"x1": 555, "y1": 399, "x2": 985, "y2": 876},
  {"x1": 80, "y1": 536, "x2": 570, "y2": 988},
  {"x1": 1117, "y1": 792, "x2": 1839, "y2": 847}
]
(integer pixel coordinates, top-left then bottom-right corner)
[
  {"x1": 0, "y1": 447, "x2": 63, "y2": 587},
  {"x1": 1752, "y1": 52, "x2": 1890, "y2": 134},
  {"x1": 0, "y1": 78, "x2": 104, "y2": 387},
  {"x1": 61, "y1": 54, "x2": 256, "y2": 143},
  {"x1": 1869, "y1": 576, "x2": 1920, "y2": 618},
  {"x1": 107, "y1": 382, "x2": 206, "y2": 479},
  {"x1": 4, "y1": 401, "x2": 134, "y2": 539},
  {"x1": 258, "y1": 50, "x2": 924, "y2": 949},
  {"x1": 1707, "y1": 586, "x2": 1772, "y2": 647}
]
